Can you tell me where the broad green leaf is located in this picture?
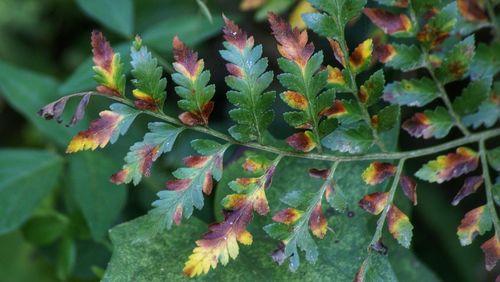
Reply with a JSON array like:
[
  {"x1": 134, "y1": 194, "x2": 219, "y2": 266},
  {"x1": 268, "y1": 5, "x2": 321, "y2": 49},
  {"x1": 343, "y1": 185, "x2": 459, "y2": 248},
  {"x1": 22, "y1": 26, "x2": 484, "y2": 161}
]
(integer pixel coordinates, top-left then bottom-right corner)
[
  {"x1": 20, "y1": 211, "x2": 69, "y2": 246},
  {"x1": 56, "y1": 236, "x2": 76, "y2": 280},
  {"x1": 0, "y1": 150, "x2": 63, "y2": 234},
  {"x1": 76, "y1": 0, "x2": 133, "y2": 37},
  {"x1": 452, "y1": 78, "x2": 492, "y2": 116},
  {"x1": 383, "y1": 77, "x2": 439, "y2": 107},
  {"x1": 0, "y1": 61, "x2": 74, "y2": 146},
  {"x1": 436, "y1": 35, "x2": 475, "y2": 84},
  {"x1": 384, "y1": 44, "x2": 425, "y2": 72},
  {"x1": 142, "y1": 14, "x2": 224, "y2": 53},
  {"x1": 69, "y1": 152, "x2": 127, "y2": 240},
  {"x1": 322, "y1": 123, "x2": 374, "y2": 153}
]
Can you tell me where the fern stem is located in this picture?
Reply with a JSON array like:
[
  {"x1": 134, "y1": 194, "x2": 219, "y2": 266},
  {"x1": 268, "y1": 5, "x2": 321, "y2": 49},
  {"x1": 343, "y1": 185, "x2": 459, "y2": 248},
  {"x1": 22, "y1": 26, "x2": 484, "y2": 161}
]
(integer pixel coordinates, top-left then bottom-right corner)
[
  {"x1": 337, "y1": 39, "x2": 388, "y2": 153},
  {"x1": 479, "y1": 140, "x2": 500, "y2": 238},
  {"x1": 424, "y1": 62, "x2": 471, "y2": 136},
  {"x1": 57, "y1": 92, "x2": 500, "y2": 162},
  {"x1": 368, "y1": 159, "x2": 406, "y2": 248}
]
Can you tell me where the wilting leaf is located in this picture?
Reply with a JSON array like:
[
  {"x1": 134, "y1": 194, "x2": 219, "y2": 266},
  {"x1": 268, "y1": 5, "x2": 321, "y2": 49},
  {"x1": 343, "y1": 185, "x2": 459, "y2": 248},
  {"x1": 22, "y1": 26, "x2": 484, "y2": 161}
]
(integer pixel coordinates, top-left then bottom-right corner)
[
  {"x1": 322, "y1": 123, "x2": 374, "y2": 154},
  {"x1": 66, "y1": 103, "x2": 139, "y2": 153},
  {"x1": 480, "y1": 234, "x2": 500, "y2": 271},
  {"x1": 436, "y1": 35, "x2": 475, "y2": 83},
  {"x1": 172, "y1": 37, "x2": 215, "y2": 126},
  {"x1": 287, "y1": 131, "x2": 317, "y2": 152},
  {"x1": 457, "y1": 205, "x2": 492, "y2": 246},
  {"x1": 111, "y1": 123, "x2": 183, "y2": 185},
  {"x1": 457, "y1": 0, "x2": 488, "y2": 22},
  {"x1": 402, "y1": 107, "x2": 453, "y2": 139},
  {"x1": 451, "y1": 176, "x2": 483, "y2": 206},
  {"x1": 91, "y1": 31, "x2": 126, "y2": 96},
  {"x1": 268, "y1": 12, "x2": 314, "y2": 68},
  {"x1": 378, "y1": 44, "x2": 425, "y2": 72},
  {"x1": 362, "y1": 162, "x2": 396, "y2": 186},
  {"x1": 221, "y1": 16, "x2": 276, "y2": 142},
  {"x1": 184, "y1": 157, "x2": 278, "y2": 277},
  {"x1": 289, "y1": 0, "x2": 317, "y2": 30},
  {"x1": 363, "y1": 8, "x2": 413, "y2": 37},
  {"x1": 130, "y1": 36, "x2": 167, "y2": 111},
  {"x1": 416, "y1": 4, "x2": 457, "y2": 49},
  {"x1": 383, "y1": 77, "x2": 439, "y2": 107},
  {"x1": 415, "y1": 147, "x2": 479, "y2": 183},
  {"x1": 349, "y1": 39, "x2": 373, "y2": 74},
  {"x1": 399, "y1": 175, "x2": 417, "y2": 206},
  {"x1": 150, "y1": 140, "x2": 228, "y2": 229},
  {"x1": 387, "y1": 205, "x2": 413, "y2": 248},
  {"x1": 359, "y1": 192, "x2": 389, "y2": 215},
  {"x1": 321, "y1": 99, "x2": 363, "y2": 124}
]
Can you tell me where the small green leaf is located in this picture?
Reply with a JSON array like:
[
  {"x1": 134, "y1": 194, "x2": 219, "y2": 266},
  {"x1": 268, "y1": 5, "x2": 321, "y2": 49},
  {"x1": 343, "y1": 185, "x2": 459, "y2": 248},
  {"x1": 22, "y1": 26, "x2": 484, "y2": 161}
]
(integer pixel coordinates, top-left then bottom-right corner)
[
  {"x1": 0, "y1": 150, "x2": 63, "y2": 234},
  {"x1": 359, "y1": 70, "x2": 384, "y2": 106},
  {"x1": 383, "y1": 77, "x2": 439, "y2": 107},
  {"x1": 322, "y1": 123, "x2": 374, "y2": 153},
  {"x1": 453, "y1": 78, "x2": 492, "y2": 116},
  {"x1": 376, "y1": 105, "x2": 400, "y2": 132},
  {"x1": 384, "y1": 44, "x2": 425, "y2": 72},
  {"x1": 402, "y1": 107, "x2": 453, "y2": 139},
  {"x1": 76, "y1": 0, "x2": 133, "y2": 37},
  {"x1": 436, "y1": 35, "x2": 475, "y2": 84}
]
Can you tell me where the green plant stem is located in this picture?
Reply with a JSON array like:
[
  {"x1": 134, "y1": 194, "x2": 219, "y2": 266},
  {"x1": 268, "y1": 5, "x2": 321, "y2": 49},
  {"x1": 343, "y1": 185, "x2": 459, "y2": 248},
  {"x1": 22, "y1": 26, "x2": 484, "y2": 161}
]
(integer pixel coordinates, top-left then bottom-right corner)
[
  {"x1": 424, "y1": 62, "x2": 471, "y2": 136},
  {"x1": 479, "y1": 140, "x2": 500, "y2": 238},
  {"x1": 368, "y1": 159, "x2": 406, "y2": 248},
  {"x1": 337, "y1": 39, "x2": 387, "y2": 153},
  {"x1": 58, "y1": 92, "x2": 500, "y2": 162}
]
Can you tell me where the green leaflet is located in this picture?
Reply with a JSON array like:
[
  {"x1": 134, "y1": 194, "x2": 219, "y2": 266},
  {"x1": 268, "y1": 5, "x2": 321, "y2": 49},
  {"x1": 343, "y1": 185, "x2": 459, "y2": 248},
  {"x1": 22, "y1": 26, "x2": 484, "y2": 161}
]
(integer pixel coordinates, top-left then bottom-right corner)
[
  {"x1": 220, "y1": 19, "x2": 276, "y2": 143},
  {"x1": 112, "y1": 122, "x2": 183, "y2": 186},
  {"x1": 403, "y1": 106, "x2": 454, "y2": 139},
  {"x1": 376, "y1": 105, "x2": 400, "y2": 132},
  {"x1": 130, "y1": 37, "x2": 167, "y2": 111},
  {"x1": 470, "y1": 42, "x2": 500, "y2": 80},
  {"x1": 452, "y1": 78, "x2": 492, "y2": 116},
  {"x1": 385, "y1": 44, "x2": 426, "y2": 72},
  {"x1": 322, "y1": 122, "x2": 374, "y2": 153},
  {"x1": 383, "y1": 77, "x2": 439, "y2": 107},
  {"x1": 150, "y1": 140, "x2": 228, "y2": 229},
  {"x1": 305, "y1": 0, "x2": 367, "y2": 41},
  {"x1": 417, "y1": 3, "x2": 457, "y2": 50},
  {"x1": 0, "y1": 150, "x2": 63, "y2": 234},
  {"x1": 463, "y1": 82, "x2": 500, "y2": 128},
  {"x1": 360, "y1": 70, "x2": 385, "y2": 107},
  {"x1": 436, "y1": 35, "x2": 475, "y2": 84}
]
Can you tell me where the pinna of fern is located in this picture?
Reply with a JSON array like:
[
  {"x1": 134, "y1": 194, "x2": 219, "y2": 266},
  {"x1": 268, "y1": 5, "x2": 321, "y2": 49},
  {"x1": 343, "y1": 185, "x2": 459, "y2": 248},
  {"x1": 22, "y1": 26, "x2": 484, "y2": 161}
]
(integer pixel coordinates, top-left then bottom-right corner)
[{"x1": 36, "y1": 0, "x2": 500, "y2": 279}]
